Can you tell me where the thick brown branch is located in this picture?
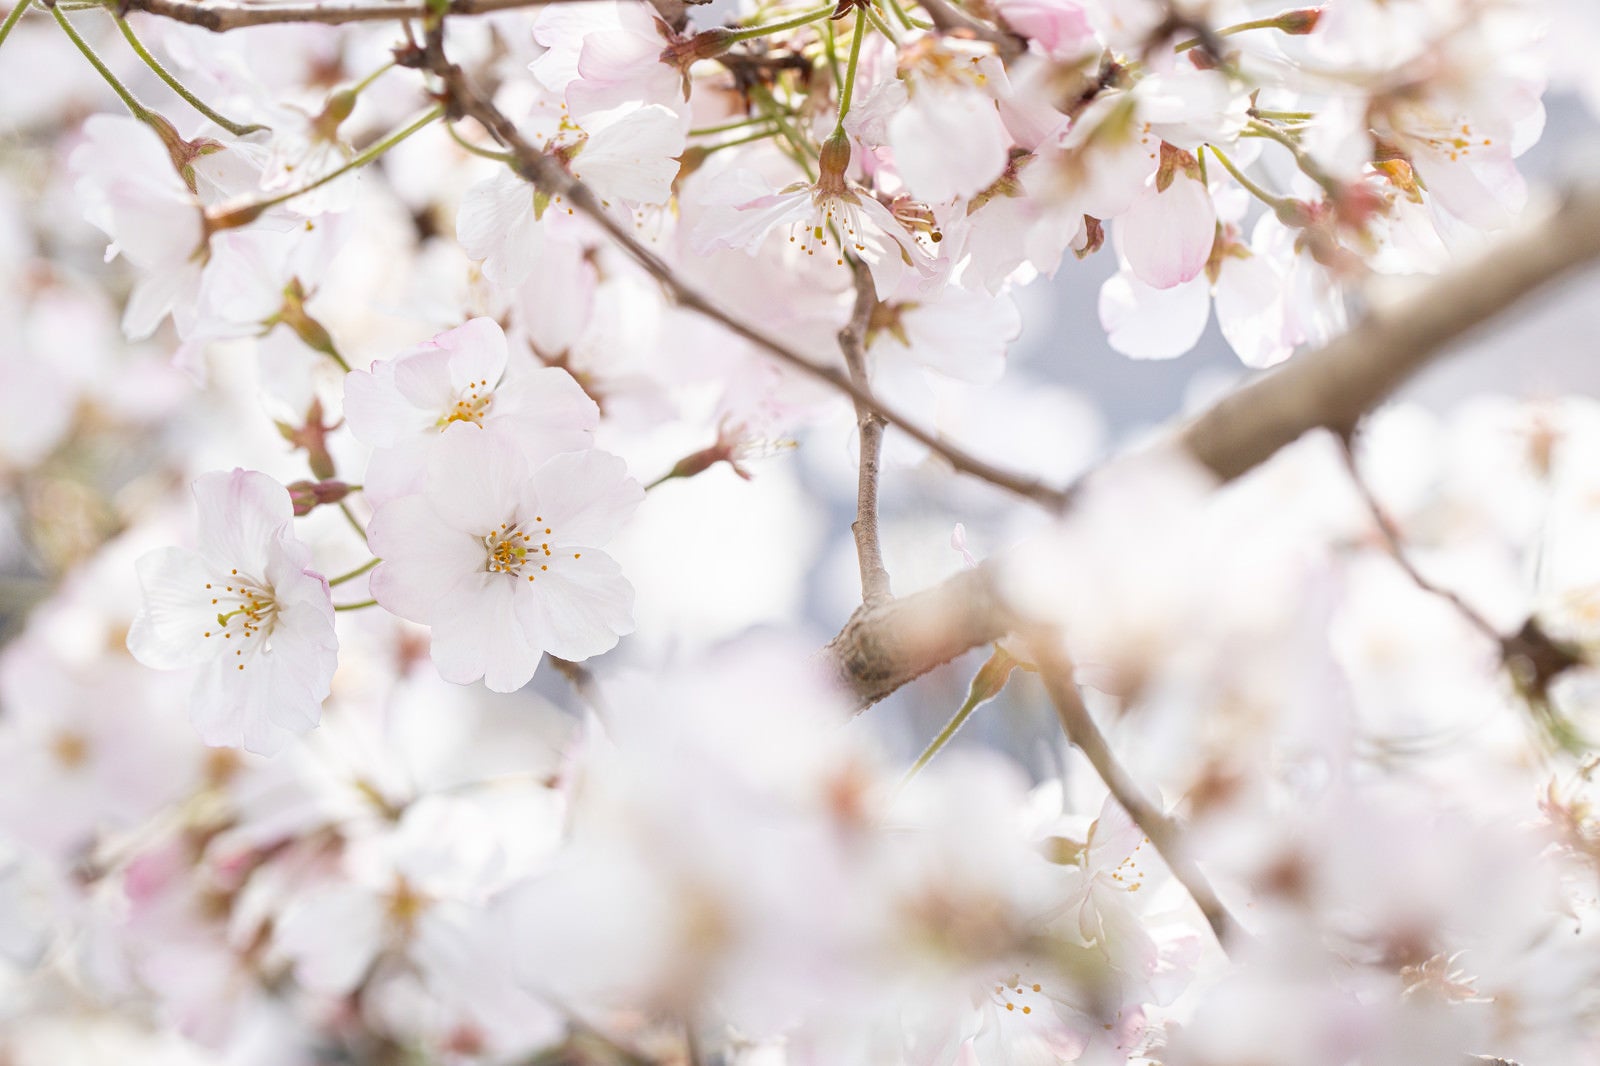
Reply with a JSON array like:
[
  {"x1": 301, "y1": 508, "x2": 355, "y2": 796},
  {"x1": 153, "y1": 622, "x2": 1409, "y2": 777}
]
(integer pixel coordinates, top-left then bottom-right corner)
[
  {"x1": 118, "y1": 0, "x2": 583, "y2": 31},
  {"x1": 827, "y1": 182, "x2": 1600, "y2": 708},
  {"x1": 416, "y1": 51, "x2": 1071, "y2": 511},
  {"x1": 1178, "y1": 183, "x2": 1600, "y2": 482},
  {"x1": 840, "y1": 257, "x2": 892, "y2": 606},
  {"x1": 1030, "y1": 637, "x2": 1240, "y2": 948},
  {"x1": 823, "y1": 563, "x2": 1008, "y2": 706}
]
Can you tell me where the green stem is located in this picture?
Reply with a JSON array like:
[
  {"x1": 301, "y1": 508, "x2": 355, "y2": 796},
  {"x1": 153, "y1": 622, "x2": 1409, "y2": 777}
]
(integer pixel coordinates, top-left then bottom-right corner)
[
  {"x1": 446, "y1": 118, "x2": 514, "y2": 161},
  {"x1": 899, "y1": 646, "x2": 1019, "y2": 788},
  {"x1": 644, "y1": 471, "x2": 676, "y2": 491},
  {"x1": 881, "y1": 0, "x2": 915, "y2": 32},
  {"x1": 116, "y1": 14, "x2": 266, "y2": 136},
  {"x1": 0, "y1": 0, "x2": 30, "y2": 52},
  {"x1": 339, "y1": 502, "x2": 367, "y2": 541},
  {"x1": 700, "y1": 125, "x2": 783, "y2": 155},
  {"x1": 232, "y1": 105, "x2": 443, "y2": 215},
  {"x1": 327, "y1": 556, "x2": 380, "y2": 587},
  {"x1": 1209, "y1": 144, "x2": 1292, "y2": 212},
  {"x1": 861, "y1": 3, "x2": 898, "y2": 44},
  {"x1": 834, "y1": 9, "x2": 867, "y2": 135},
  {"x1": 1246, "y1": 117, "x2": 1337, "y2": 192},
  {"x1": 345, "y1": 59, "x2": 394, "y2": 96},
  {"x1": 54, "y1": 5, "x2": 149, "y2": 121},
  {"x1": 334, "y1": 598, "x2": 379, "y2": 611},
  {"x1": 1175, "y1": 15, "x2": 1285, "y2": 53},
  {"x1": 821, "y1": 17, "x2": 844, "y2": 103},
  {"x1": 750, "y1": 83, "x2": 816, "y2": 177},
  {"x1": 690, "y1": 112, "x2": 787, "y2": 137},
  {"x1": 723, "y1": 2, "x2": 835, "y2": 44},
  {"x1": 1252, "y1": 108, "x2": 1314, "y2": 122}
]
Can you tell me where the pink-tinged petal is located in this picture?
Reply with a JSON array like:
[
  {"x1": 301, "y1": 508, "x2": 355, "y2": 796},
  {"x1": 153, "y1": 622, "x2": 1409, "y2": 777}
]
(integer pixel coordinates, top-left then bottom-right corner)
[
  {"x1": 122, "y1": 259, "x2": 203, "y2": 342},
  {"x1": 697, "y1": 188, "x2": 813, "y2": 255},
  {"x1": 192, "y1": 469, "x2": 293, "y2": 578},
  {"x1": 391, "y1": 345, "x2": 458, "y2": 414},
  {"x1": 188, "y1": 658, "x2": 292, "y2": 754},
  {"x1": 128, "y1": 547, "x2": 223, "y2": 670},
  {"x1": 529, "y1": 450, "x2": 643, "y2": 546},
  {"x1": 515, "y1": 551, "x2": 635, "y2": 662},
  {"x1": 1098, "y1": 270, "x2": 1210, "y2": 360},
  {"x1": 422, "y1": 427, "x2": 532, "y2": 535},
  {"x1": 1118, "y1": 174, "x2": 1216, "y2": 290},
  {"x1": 494, "y1": 365, "x2": 601, "y2": 463},
  {"x1": 369, "y1": 495, "x2": 487, "y2": 623},
  {"x1": 430, "y1": 573, "x2": 543, "y2": 691},
  {"x1": 437, "y1": 317, "x2": 510, "y2": 391},
  {"x1": 344, "y1": 359, "x2": 434, "y2": 448}
]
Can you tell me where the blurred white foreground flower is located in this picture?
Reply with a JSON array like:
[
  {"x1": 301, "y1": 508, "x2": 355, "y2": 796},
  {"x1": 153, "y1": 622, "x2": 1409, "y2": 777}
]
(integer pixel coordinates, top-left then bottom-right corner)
[
  {"x1": 128, "y1": 470, "x2": 338, "y2": 755},
  {"x1": 367, "y1": 430, "x2": 641, "y2": 691},
  {"x1": 344, "y1": 317, "x2": 599, "y2": 502}
]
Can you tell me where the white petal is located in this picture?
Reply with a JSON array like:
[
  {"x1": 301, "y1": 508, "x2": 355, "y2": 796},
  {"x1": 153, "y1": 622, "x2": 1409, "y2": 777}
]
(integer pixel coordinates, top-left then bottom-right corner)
[
  {"x1": 192, "y1": 469, "x2": 293, "y2": 579},
  {"x1": 369, "y1": 495, "x2": 488, "y2": 624},
  {"x1": 529, "y1": 449, "x2": 643, "y2": 546},
  {"x1": 1098, "y1": 270, "x2": 1210, "y2": 360},
  {"x1": 515, "y1": 551, "x2": 634, "y2": 662},
  {"x1": 127, "y1": 547, "x2": 223, "y2": 670}
]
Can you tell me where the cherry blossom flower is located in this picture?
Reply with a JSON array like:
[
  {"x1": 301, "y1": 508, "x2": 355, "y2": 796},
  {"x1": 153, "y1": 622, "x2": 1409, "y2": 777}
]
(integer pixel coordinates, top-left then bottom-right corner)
[
  {"x1": 344, "y1": 316, "x2": 599, "y2": 503},
  {"x1": 127, "y1": 470, "x2": 338, "y2": 755},
  {"x1": 695, "y1": 133, "x2": 934, "y2": 293},
  {"x1": 366, "y1": 429, "x2": 641, "y2": 691}
]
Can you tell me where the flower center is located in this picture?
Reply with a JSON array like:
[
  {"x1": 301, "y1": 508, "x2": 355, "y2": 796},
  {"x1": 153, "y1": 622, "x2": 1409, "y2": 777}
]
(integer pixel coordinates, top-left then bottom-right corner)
[
  {"x1": 440, "y1": 378, "x2": 494, "y2": 429},
  {"x1": 201, "y1": 569, "x2": 278, "y2": 671},
  {"x1": 483, "y1": 518, "x2": 561, "y2": 581}
]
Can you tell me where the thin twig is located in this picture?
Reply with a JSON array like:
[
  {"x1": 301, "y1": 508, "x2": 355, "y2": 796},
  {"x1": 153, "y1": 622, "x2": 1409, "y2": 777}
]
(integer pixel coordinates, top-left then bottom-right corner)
[
  {"x1": 839, "y1": 257, "x2": 892, "y2": 605},
  {"x1": 1029, "y1": 636, "x2": 1240, "y2": 948},
  {"x1": 1336, "y1": 435, "x2": 1501, "y2": 643},
  {"x1": 117, "y1": 0, "x2": 593, "y2": 32},
  {"x1": 414, "y1": 46, "x2": 1071, "y2": 512}
]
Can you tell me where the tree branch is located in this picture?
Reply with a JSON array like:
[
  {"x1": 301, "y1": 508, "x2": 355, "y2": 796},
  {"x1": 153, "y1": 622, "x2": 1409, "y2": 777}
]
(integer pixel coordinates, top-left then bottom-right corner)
[
  {"x1": 118, "y1": 0, "x2": 589, "y2": 32},
  {"x1": 409, "y1": 45, "x2": 1072, "y2": 512},
  {"x1": 840, "y1": 257, "x2": 892, "y2": 606},
  {"x1": 1029, "y1": 636, "x2": 1240, "y2": 948},
  {"x1": 825, "y1": 182, "x2": 1600, "y2": 708}
]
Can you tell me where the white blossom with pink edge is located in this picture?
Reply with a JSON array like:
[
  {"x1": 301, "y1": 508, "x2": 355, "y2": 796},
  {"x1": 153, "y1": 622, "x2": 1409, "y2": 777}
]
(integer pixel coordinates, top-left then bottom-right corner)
[
  {"x1": 366, "y1": 429, "x2": 641, "y2": 692},
  {"x1": 343, "y1": 316, "x2": 599, "y2": 503},
  {"x1": 126, "y1": 469, "x2": 338, "y2": 756}
]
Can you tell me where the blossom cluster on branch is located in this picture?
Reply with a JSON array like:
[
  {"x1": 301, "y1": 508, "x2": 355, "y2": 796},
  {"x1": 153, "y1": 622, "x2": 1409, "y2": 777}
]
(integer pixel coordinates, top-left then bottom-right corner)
[{"x1": 5, "y1": 0, "x2": 1600, "y2": 1063}]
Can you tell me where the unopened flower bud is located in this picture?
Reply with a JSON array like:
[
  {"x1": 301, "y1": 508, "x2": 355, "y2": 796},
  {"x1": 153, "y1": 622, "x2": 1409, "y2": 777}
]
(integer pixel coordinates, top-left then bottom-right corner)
[
  {"x1": 287, "y1": 480, "x2": 353, "y2": 516},
  {"x1": 818, "y1": 130, "x2": 853, "y2": 195},
  {"x1": 1274, "y1": 6, "x2": 1322, "y2": 35}
]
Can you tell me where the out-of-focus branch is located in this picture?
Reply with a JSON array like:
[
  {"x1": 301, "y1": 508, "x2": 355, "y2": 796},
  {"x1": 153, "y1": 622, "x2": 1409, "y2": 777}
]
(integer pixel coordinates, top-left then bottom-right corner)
[
  {"x1": 825, "y1": 182, "x2": 1600, "y2": 708},
  {"x1": 1030, "y1": 637, "x2": 1240, "y2": 947},
  {"x1": 1178, "y1": 183, "x2": 1600, "y2": 481},
  {"x1": 116, "y1": 0, "x2": 587, "y2": 32},
  {"x1": 1336, "y1": 435, "x2": 1501, "y2": 643},
  {"x1": 409, "y1": 42, "x2": 1072, "y2": 512},
  {"x1": 840, "y1": 257, "x2": 891, "y2": 606},
  {"x1": 912, "y1": 0, "x2": 1023, "y2": 60},
  {"x1": 1337, "y1": 435, "x2": 1584, "y2": 709}
]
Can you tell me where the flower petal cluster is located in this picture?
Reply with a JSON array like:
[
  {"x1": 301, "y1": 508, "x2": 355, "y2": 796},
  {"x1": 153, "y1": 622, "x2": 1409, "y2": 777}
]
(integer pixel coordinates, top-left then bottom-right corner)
[{"x1": 128, "y1": 469, "x2": 338, "y2": 754}]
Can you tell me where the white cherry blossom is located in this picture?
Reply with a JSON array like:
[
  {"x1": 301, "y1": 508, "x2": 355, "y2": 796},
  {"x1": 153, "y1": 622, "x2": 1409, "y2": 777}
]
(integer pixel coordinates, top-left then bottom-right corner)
[
  {"x1": 127, "y1": 469, "x2": 338, "y2": 755},
  {"x1": 366, "y1": 429, "x2": 641, "y2": 691},
  {"x1": 344, "y1": 316, "x2": 599, "y2": 503}
]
